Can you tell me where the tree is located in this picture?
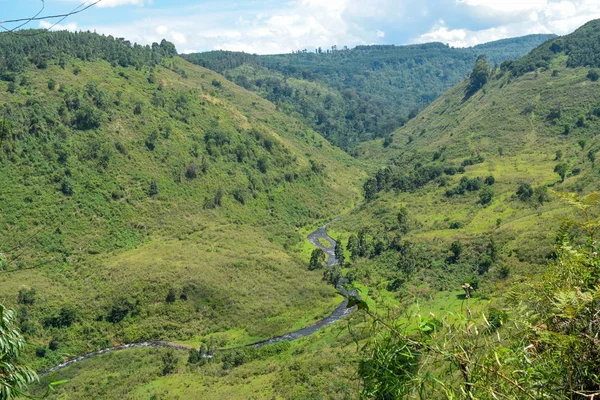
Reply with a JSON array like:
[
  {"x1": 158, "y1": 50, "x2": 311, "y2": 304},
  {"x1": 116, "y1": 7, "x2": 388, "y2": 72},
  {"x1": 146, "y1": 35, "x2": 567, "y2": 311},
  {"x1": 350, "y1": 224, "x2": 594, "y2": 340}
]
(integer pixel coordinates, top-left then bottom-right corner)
[
  {"x1": 484, "y1": 175, "x2": 495, "y2": 185},
  {"x1": 588, "y1": 149, "x2": 596, "y2": 165},
  {"x1": 554, "y1": 163, "x2": 568, "y2": 182},
  {"x1": 185, "y1": 162, "x2": 198, "y2": 179},
  {"x1": 397, "y1": 206, "x2": 409, "y2": 234},
  {"x1": 479, "y1": 187, "x2": 493, "y2": 205},
  {"x1": 323, "y1": 265, "x2": 342, "y2": 286},
  {"x1": 347, "y1": 234, "x2": 358, "y2": 260},
  {"x1": 334, "y1": 240, "x2": 345, "y2": 266},
  {"x1": 308, "y1": 248, "x2": 326, "y2": 270},
  {"x1": 448, "y1": 241, "x2": 462, "y2": 263},
  {"x1": 72, "y1": 105, "x2": 100, "y2": 130},
  {"x1": 0, "y1": 117, "x2": 12, "y2": 147},
  {"x1": 555, "y1": 149, "x2": 563, "y2": 160},
  {"x1": 516, "y1": 183, "x2": 533, "y2": 202},
  {"x1": 0, "y1": 304, "x2": 37, "y2": 399},
  {"x1": 466, "y1": 55, "x2": 489, "y2": 97},
  {"x1": 588, "y1": 68, "x2": 599, "y2": 81},
  {"x1": 161, "y1": 348, "x2": 178, "y2": 375},
  {"x1": 363, "y1": 178, "x2": 378, "y2": 201},
  {"x1": 165, "y1": 288, "x2": 176, "y2": 303},
  {"x1": 60, "y1": 178, "x2": 73, "y2": 196}
]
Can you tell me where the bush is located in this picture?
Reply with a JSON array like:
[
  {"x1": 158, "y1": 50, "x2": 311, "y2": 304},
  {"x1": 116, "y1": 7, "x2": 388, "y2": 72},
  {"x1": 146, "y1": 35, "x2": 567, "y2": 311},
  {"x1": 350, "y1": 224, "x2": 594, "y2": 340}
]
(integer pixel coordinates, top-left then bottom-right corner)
[
  {"x1": 149, "y1": 180, "x2": 158, "y2": 196},
  {"x1": 72, "y1": 105, "x2": 101, "y2": 130},
  {"x1": 161, "y1": 348, "x2": 178, "y2": 375},
  {"x1": 60, "y1": 178, "x2": 73, "y2": 196},
  {"x1": 479, "y1": 187, "x2": 493, "y2": 205},
  {"x1": 185, "y1": 162, "x2": 198, "y2": 179},
  {"x1": 35, "y1": 347, "x2": 46, "y2": 358},
  {"x1": 48, "y1": 339, "x2": 59, "y2": 351},
  {"x1": 588, "y1": 69, "x2": 599, "y2": 82},
  {"x1": 17, "y1": 288, "x2": 36, "y2": 305},
  {"x1": 484, "y1": 175, "x2": 495, "y2": 185},
  {"x1": 449, "y1": 221, "x2": 463, "y2": 229},
  {"x1": 106, "y1": 296, "x2": 138, "y2": 323},
  {"x1": 165, "y1": 288, "x2": 177, "y2": 303},
  {"x1": 44, "y1": 305, "x2": 77, "y2": 328},
  {"x1": 516, "y1": 183, "x2": 533, "y2": 202}
]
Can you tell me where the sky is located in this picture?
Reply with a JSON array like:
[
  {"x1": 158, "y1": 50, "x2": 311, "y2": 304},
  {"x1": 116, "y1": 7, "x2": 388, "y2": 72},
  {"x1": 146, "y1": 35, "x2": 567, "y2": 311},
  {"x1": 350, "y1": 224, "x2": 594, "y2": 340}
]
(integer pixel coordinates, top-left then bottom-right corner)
[{"x1": 2, "y1": 0, "x2": 600, "y2": 54}]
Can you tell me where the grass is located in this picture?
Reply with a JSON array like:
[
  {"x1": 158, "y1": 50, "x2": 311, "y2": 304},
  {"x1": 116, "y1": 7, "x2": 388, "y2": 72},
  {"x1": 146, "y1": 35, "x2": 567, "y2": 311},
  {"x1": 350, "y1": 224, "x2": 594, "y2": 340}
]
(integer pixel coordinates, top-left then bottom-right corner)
[{"x1": 0, "y1": 53, "x2": 365, "y2": 373}]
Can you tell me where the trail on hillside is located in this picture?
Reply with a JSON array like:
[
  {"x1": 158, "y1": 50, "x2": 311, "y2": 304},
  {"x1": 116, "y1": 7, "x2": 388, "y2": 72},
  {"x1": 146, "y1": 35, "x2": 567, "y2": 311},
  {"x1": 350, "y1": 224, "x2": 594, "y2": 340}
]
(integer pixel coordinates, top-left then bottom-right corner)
[{"x1": 42, "y1": 221, "x2": 356, "y2": 374}]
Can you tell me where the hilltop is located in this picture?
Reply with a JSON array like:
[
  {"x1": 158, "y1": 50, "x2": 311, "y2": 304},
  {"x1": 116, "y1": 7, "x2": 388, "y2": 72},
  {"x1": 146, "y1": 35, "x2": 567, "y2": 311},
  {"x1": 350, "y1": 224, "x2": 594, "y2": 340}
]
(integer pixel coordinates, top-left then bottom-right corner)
[
  {"x1": 0, "y1": 30, "x2": 365, "y2": 377},
  {"x1": 184, "y1": 34, "x2": 555, "y2": 148},
  {"x1": 339, "y1": 19, "x2": 600, "y2": 300}
]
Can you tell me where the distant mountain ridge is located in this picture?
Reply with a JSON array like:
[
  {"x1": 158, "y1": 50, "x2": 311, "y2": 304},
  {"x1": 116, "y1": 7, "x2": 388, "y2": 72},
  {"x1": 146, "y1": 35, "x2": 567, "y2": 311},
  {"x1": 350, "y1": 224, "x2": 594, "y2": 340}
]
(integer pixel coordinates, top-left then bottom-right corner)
[{"x1": 183, "y1": 34, "x2": 556, "y2": 149}]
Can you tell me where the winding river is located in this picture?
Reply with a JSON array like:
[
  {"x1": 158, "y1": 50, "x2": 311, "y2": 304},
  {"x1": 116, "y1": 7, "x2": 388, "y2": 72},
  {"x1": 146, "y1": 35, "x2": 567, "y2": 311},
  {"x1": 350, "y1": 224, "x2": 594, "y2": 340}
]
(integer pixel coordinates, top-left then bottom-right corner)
[{"x1": 42, "y1": 221, "x2": 357, "y2": 374}]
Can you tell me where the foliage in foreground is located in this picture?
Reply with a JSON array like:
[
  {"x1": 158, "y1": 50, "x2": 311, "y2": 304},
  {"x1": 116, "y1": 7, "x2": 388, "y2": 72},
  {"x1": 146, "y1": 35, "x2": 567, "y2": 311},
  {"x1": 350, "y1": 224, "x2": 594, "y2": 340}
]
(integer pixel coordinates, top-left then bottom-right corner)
[
  {"x1": 0, "y1": 304, "x2": 37, "y2": 399},
  {"x1": 354, "y1": 192, "x2": 600, "y2": 399}
]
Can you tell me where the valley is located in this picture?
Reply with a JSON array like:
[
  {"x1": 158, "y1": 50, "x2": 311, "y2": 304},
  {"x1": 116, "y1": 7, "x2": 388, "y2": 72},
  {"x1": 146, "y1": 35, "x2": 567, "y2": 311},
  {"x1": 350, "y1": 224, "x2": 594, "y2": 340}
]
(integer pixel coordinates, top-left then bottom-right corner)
[{"x1": 1, "y1": 14, "x2": 600, "y2": 400}]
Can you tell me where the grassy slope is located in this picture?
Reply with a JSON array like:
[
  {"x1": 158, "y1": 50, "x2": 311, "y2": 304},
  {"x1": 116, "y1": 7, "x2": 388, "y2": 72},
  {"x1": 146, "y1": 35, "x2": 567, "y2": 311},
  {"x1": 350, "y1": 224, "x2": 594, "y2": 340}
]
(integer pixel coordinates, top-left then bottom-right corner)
[
  {"x1": 0, "y1": 55, "x2": 365, "y2": 372},
  {"x1": 341, "y1": 53, "x2": 600, "y2": 298}
]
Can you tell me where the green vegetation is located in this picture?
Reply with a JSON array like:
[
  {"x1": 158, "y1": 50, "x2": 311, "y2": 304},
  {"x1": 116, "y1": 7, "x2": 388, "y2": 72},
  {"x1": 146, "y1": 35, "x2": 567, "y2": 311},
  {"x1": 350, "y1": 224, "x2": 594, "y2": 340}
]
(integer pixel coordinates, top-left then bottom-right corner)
[
  {"x1": 5, "y1": 17, "x2": 600, "y2": 400},
  {"x1": 184, "y1": 35, "x2": 554, "y2": 149},
  {"x1": 0, "y1": 30, "x2": 364, "y2": 381},
  {"x1": 0, "y1": 304, "x2": 38, "y2": 399}
]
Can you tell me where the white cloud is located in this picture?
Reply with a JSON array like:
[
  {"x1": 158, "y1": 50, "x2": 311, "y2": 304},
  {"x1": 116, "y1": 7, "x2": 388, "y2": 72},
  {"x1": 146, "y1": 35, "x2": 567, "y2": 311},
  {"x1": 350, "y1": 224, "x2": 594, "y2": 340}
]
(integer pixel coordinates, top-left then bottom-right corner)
[
  {"x1": 155, "y1": 25, "x2": 168, "y2": 35},
  {"x1": 416, "y1": 0, "x2": 600, "y2": 47},
  {"x1": 65, "y1": 0, "x2": 600, "y2": 54},
  {"x1": 39, "y1": 20, "x2": 78, "y2": 32},
  {"x1": 96, "y1": 0, "x2": 145, "y2": 7}
]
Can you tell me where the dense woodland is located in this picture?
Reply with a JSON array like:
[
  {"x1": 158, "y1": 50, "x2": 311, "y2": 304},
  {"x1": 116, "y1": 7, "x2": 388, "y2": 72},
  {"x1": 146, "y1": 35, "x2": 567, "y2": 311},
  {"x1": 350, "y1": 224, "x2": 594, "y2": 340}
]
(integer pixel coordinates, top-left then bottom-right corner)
[{"x1": 184, "y1": 34, "x2": 554, "y2": 148}]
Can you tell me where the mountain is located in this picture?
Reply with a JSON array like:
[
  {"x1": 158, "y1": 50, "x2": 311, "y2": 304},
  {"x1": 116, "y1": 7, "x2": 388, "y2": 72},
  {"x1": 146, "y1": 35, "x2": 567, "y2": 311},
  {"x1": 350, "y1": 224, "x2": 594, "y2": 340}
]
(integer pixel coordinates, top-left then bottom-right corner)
[
  {"x1": 344, "y1": 20, "x2": 600, "y2": 286},
  {"x1": 0, "y1": 30, "x2": 365, "y2": 379},
  {"x1": 183, "y1": 34, "x2": 556, "y2": 149},
  {"x1": 319, "y1": 19, "x2": 600, "y2": 399}
]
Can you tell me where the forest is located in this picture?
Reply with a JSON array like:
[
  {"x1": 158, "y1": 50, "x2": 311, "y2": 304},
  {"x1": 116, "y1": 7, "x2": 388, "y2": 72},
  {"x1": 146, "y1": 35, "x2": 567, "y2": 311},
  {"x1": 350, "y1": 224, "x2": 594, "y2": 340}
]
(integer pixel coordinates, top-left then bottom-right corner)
[{"x1": 184, "y1": 34, "x2": 554, "y2": 149}]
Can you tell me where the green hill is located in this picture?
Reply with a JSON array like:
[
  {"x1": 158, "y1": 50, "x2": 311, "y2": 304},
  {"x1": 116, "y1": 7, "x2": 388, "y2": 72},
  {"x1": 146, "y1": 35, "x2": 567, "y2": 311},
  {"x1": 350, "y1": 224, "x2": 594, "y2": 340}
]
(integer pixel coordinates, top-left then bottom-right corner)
[
  {"x1": 0, "y1": 30, "x2": 365, "y2": 375},
  {"x1": 328, "y1": 20, "x2": 600, "y2": 313},
  {"x1": 183, "y1": 34, "x2": 555, "y2": 148}
]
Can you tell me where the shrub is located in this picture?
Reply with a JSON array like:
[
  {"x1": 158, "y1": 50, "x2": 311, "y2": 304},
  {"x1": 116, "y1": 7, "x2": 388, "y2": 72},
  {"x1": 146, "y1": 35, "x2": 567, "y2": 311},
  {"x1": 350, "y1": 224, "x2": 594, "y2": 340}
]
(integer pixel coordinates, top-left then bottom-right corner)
[
  {"x1": 516, "y1": 183, "x2": 533, "y2": 202},
  {"x1": 35, "y1": 347, "x2": 46, "y2": 358},
  {"x1": 588, "y1": 69, "x2": 599, "y2": 82},
  {"x1": 185, "y1": 162, "x2": 198, "y2": 179},
  {"x1": 165, "y1": 288, "x2": 176, "y2": 303},
  {"x1": 161, "y1": 349, "x2": 178, "y2": 375},
  {"x1": 44, "y1": 306, "x2": 77, "y2": 328},
  {"x1": 47, "y1": 78, "x2": 56, "y2": 90},
  {"x1": 484, "y1": 175, "x2": 495, "y2": 185},
  {"x1": 17, "y1": 287, "x2": 36, "y2": 305},
  {"x1": 449, "y1": 221, "x2": 463, "y2": 229},
  {"x1": 107, "y1": 296, "x2": 138, "y2": 323},
  {"x1": 149, "y1": 180, "x2": 158, "y2": 196},
  {"x1": 60, "y1": 178, "x2": 73, "y2": 196},
  {"x1": 479, "y1": 187, "x2": 493, "y2": 205},
  {"x1": 72, "y1": 105, "x2": 101, "y2": 130}
]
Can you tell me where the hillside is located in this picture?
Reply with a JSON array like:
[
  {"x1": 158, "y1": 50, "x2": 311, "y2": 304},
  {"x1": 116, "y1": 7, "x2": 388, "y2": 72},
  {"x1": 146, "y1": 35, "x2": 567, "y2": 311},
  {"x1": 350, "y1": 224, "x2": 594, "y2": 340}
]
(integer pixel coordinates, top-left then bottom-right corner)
[
  {"x1": 0, "y1": 30, "x2": 365, "y2": 379},
  {"x1": 183, "y1": 34, "x2": 555, "y2": 148},
  {"x1": 343, "y1": 20, "x2": 600, "y2": 291}
]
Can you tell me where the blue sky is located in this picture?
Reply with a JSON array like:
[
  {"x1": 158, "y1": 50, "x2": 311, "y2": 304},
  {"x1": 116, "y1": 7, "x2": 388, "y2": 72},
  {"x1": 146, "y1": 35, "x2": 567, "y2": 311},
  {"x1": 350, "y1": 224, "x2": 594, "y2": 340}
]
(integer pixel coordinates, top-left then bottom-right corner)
[{"x1": 3, "y1": 0, "x2": 600, "y2": 54}]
